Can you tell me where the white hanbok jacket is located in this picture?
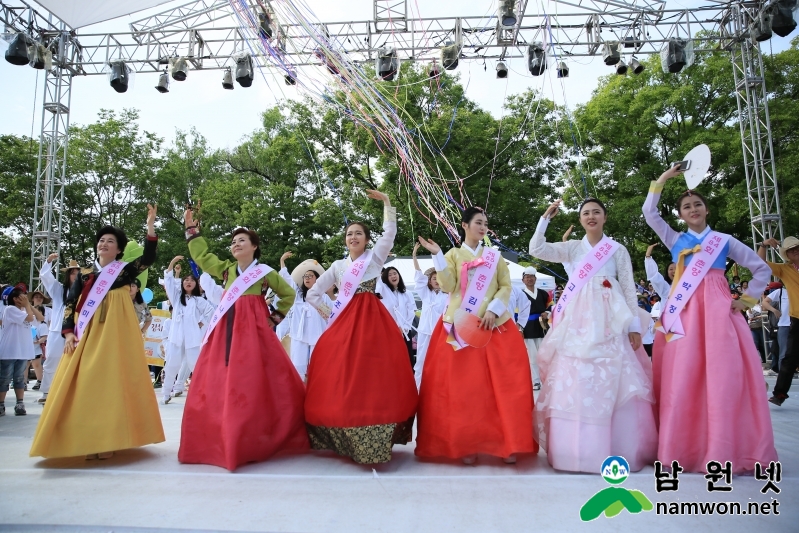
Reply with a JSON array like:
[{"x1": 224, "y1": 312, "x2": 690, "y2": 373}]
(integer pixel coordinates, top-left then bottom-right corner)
[
  {"x1": 279, "y1": 267, "x2": 331, "y2": 346},
  {"x1": 412, "y1": 270, "x2": 449, "y2": 336},
  {"x1": 164, "y1": 270, "x2": 215, "y2": 349}
]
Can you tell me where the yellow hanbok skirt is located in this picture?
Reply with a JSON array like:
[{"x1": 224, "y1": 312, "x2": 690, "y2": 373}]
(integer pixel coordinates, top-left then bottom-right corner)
[{"x1": 30, "y1": 287, "x2": 165, "y2": 458}]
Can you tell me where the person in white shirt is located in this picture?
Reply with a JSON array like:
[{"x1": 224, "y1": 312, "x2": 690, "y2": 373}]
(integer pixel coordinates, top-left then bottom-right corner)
[
  {"x1": 763, "y1": 285, "x2": 790, "y2": 373},
  {"x1": 37, "y1": 256, "x2": 81, "y2": 403},
  {"x1": 161, "y1": 256, "x2": 215, "y2": 404},
  {"x1": 377, "y1": 265, "x2": 417, "y2": 367},
  {"x1": 519, "y1": 267, "x2": 549, "y2": 391},
  {"x1": 411, "y1": 243, "x2": 449, "y2": 387},
  {"x1": 0, "y1": 288, "x2": 43, "y2": 416},
  {"x1": 278, "y1": 252, "x2": 332, "y2": 380}
]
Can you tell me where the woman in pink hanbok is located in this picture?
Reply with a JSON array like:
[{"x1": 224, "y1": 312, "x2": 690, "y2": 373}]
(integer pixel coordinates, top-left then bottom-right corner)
[
  {"x1": 529, "y1": 198, "x2": 658, "y2": 473},
  {"x1": 643, "y1": 165, "x2": 777, "y2": 473}
]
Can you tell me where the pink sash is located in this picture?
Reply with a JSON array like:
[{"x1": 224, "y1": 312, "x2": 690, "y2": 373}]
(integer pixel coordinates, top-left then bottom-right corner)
[
  {"x1": 552, "y1": 236, "x2": 619, "y2": 327},
  {"x1": 444, "y1": 247, "x2": 501, "y2": 350},
  {"x1": 656, "y1": 231, "x2": 730, "y2": 341},
  {"x1": 75, "y1": 260, "x2": 128, "y2": 340},
  {"x1": 202, "y1": 263, "x2": 274, "y2": 346},
  {"x1": 328, "y1": 250, "x2": 373, "y2": 324}
]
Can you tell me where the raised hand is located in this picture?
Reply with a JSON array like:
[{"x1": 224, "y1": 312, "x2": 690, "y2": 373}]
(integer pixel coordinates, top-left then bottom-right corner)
[
  {"x1": 562, "y1": 225, "x2": 574, "y2": 243},
  {"x1": 146, "y1": 204, "x2": 158, "y2": 236},
  {"x1": 174, "y1": 263, "x2": 182, "y2": 275},
  {"x1": 168, "y1": 255, "x2": 184, "y2": 271},
  {"x1": 657, "y1": 164, "x2": 685, "y2": 184},
  {"x1": 544, "y1": 199, "x2": 562, "y2": 219},
  {"x1": 280, "y1": 251, "x2": 293, "y2": 268},
  {"x1": 47, "y1": 252, "x2": 59, "y2": 264},
  {"x1": 417, "y1": 236, "x2": 441, "y2": 255},
  {"x1": 646, "y1": 243, "x2": 658, "y2": 257},
  {"x1": 412, "y1": 243, "x2": 420, "y2": 257},
  {"x1": 366, "y1": 189, "x2": 391, "y2": 206},
  {"x1": 763, "y1": 238, "x2": 780, "y2": 249}
]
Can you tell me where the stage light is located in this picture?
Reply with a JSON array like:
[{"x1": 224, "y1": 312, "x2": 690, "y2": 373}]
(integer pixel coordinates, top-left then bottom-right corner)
[
  {"x1": 170, "y1": 57, "x2": 189, "y2": 81},
  {"x1": 108, "y1": 60, "x2": 131, "y2": 93},
  {"x1": 235, "y1": 54, "x2": 254, "y2": 87},
  {"x1": 630, "y1": 57, "x2": 645, "y2": 75},
  {"x1": 660, "y1": 38, "x2": 693, "y2": 74},
  {"x1": 750, "y1": 8, "x2": 774, "y2": 42},
  {"x1": 222, "y1": 67, "x2": 234, "y2": 89},
  {"x1": 259, "y1": 11, "x2": 274, "y2": 39},
  {"x1": 498, "y1": 0, "x2": 517, "y2": 27},
  {"x1": 616, "y1": 60, "x2": 628, "y2": 75},
  {"x1": 556, "y1": 60, "x2": 569, "y2": 78},
  {"x1": 623, "y1": 36, "x2": 638, "y2": 48},
  {"x1": 496, "y1": 61, "x2": 508, "y2": 79},
  {"x1": 527, "y1": 42, "x2": 546, "y2": 76},
  {"x1": 284, "y1": 67, "x2": 297, "y2": 85},
  {"x1": 441, "y1": 41, "x2": 459, "y2": 70},
  {"x1": 603, "y1": 41, "x2": 621, "y2": 65},
  {"x1": 4, "y1": 32, "x2": 33, "y2": 66},
  {"x1": 770, "y1": 0, "x2": 797, "y2": 37},
  {"x1": 30, "y1": 43, "x2": 51, "y2": 70},
  {"x1": 376, "y1": 47, "x2": 399, "y2": 81},
  {"x1": 155, "y1": 70, "x2": 169, "y2": 93},
  {"x1": 429, "y1": 61, "x2": 441, "y2": 78}
]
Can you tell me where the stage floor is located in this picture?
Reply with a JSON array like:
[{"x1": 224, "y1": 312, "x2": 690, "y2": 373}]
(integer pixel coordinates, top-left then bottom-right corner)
[{"x1": 1, "y1": 375, "x2": 797, "y2": 533}]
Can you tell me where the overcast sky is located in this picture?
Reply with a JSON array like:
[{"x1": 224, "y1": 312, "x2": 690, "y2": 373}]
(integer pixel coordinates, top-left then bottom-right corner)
[{"x1": 0, "y1": 0, "x2": 794, "y2": 150}]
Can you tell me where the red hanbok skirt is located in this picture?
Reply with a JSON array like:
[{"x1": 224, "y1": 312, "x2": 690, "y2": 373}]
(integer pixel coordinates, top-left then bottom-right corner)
[
  {"x1": 415, "y1": 319, "x2": 537, "y2": 459},
  {"x1": 178, "y1": 295, "x2": 309, "y2": 471},
  {"x1": 305, "y1": 292, "x2": 418, "y2": 464}
]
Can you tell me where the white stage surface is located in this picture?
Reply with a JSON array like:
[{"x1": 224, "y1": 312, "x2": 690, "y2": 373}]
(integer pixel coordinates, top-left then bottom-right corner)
[{"x1": 0, "y1": 376, "x2": 796, "y2": 532}]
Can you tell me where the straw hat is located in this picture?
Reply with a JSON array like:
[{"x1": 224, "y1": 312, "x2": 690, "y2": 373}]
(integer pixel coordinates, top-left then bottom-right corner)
[
  {"x1": 291, "y1": 259, "x2": 326, "y2": 288},
  {"x1": 60, "y1": 259, "x2": 81, "y2": 272},
  {"x1": 423, "y1": 267, "x2": 436, "y2": 277},
  {"x1": 780, "y1": 236, "x2": 799, "y2": 260},
  {"x1": 30, "y1": 290, "x2": 51, "y2": 305}
]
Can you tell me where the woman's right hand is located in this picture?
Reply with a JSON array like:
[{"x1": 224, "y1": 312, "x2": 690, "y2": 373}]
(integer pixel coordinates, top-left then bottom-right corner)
[
  {"x1": 47, "y1": 252, "x2": 59, "y2": 264},
  {"x1": 280, "y1": 251, "x2": 293, "y2": 268},
  {"x1": 417, "y1": 236, "x2": 441, "y2": 255},
  {"x1": 168, "y1": 255, "x2": 184, "y2": 271},
  {"x1": 184, "y1": 202, "x2": 198, "y2": 229},
  {"x1": 412, "y1": 243, "x2": 420, "y2": 258},
  {"x1": 543, "y1": 199, "x2": 562, "y2": 219},
  {"x1": 657, "y1": 164, "x2": 685, "y2": 184},
  {"x1": 64, "y1": 333, "x2": 77, "y2": 354},
  {"x1": 562, "y1": 225, "x2": 573, "y2": 242},
  {"x1": 646, "y1": 243, "x2": 658, "y2": 257}
]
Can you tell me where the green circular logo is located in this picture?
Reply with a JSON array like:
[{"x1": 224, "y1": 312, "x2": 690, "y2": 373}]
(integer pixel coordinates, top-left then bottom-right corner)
[{"x1": 601, "y1": 456, "x2": 629, "y2": 485}]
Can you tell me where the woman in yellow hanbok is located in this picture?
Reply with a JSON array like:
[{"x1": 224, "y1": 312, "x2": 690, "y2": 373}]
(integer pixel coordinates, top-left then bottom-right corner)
[{"x1": 30, "y1": 205, "x2": 165, "y2": 460}]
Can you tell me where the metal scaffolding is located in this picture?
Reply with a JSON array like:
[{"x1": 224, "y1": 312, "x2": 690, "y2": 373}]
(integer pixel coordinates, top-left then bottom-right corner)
[{"x1": 0, "y1": 0, "x2": 790, "y2": 288}]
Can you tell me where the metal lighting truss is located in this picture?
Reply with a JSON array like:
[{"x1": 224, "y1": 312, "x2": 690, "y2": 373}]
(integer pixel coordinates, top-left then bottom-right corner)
[
  {"x1": 1, "y1": 2, "x2": 80, "y2": 289},
  {"x1": 721, "y1": 2, "x2": 783, "y2": 260},
  {"x1": 0, "y1": 0, "x2": 788, "y2": 287}
]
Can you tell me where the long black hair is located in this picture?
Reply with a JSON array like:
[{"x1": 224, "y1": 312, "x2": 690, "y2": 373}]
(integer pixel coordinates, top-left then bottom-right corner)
[
  {"x1": 61, "y1": 267, "x2": 80, "y2": 303},
  {"x1": 180, "y1": 275, "x2": 202, "y2": 306},
  {"x1": 381, "y1": 266, "x2": 407, "y2": 293},
  {"x1": 131, "y1": 279, "x2": 144, "y2": 305},
  {"x1": 456, "y1": 206, "x2": 486, "y2": 247},
  {"x1": 299, "y1": 270, "x2": 320, "y2": 301}
]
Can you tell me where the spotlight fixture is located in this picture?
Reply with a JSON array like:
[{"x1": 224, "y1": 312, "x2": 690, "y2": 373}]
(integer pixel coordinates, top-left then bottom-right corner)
[
  {"x1": 750, "y1": 8, "x2": 774, "y2": 42},
  {"x1": 623, "y1": 35, "x2": 638, "y2": 48},
  {"x1": 222, "y1": 67, "x2": 234, "y2": 89},
  {"x1": 602, "y1": 41, "x2": 621, "y2": 65},
  {"x1": 441, "y1": 41, "x2": 459, "y2": 70},
  {"x1": 170, "y1": 57, "x2": 189, "y2": 81},
  {"x1": 4, "y1": 32, "x2": 33, "y2": 66},
  {"x1": 235, "y1": 53, "x2": 254, "y2": 87},
  {"x1": 496, "y1": 61, "x2": 508, "y2": 79},
  {"x1": 630, "y1": 57, "x2": 645, "y2": 75},
  {"x1": 616, "y1": 59, "x2": 628, "y2": 75},
  {"x1": 376, "y1": 47, "x2": 399, "y2": 81},
  {"x1": 108, "y1": 60, "x2": 131, "y2": 93},
  {"x1": 527, "y1": 42, "x2": 546, "y2": 76},
  {"x1": 259, "y1": 11, "x2": 274, "y2": 39},
  {"x1": 285, "y1": 73, "x2": 297, "y2": 85},
  {"x1": 30, "y1": 43, "x2": 50, "y2": 70},
  {"x1": 556, "y1": 60, "x2": 569, "y2": 78},
  {"x1": 771, "y1": 0, "x2": 798, "y2": 37},
  {"x1": 155, "y1": 70, "x2": 170, "y2": 93},
  {"x1": 660, "y1": 38, "x2": 693, "y2": 74},
  {"x1": 498, "y1": 0, "x2": 517, "y2": 27},
  {"x1": 428, "y1": 60, "x2": 441, "y2": 78}
]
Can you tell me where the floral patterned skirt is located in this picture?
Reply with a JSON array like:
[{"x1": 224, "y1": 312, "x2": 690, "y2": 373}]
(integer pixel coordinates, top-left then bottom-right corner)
[{"x1": 306, "y1": 416, "x2": 414, "y2": 464}]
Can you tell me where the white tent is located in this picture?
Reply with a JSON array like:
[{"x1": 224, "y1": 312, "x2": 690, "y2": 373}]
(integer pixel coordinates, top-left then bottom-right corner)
[
  {"x1": 383, "y1": 256, "x2": 556, "y2": 293},
  {"x1": 37, "y1": 0, "x2": 175, "y2": 29}
]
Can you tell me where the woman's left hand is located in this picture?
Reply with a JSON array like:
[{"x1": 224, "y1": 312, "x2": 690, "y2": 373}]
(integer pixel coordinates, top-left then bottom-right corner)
[
  {"x1": 628, "y1": 332, "x2": 642, "y2": 351},
  {"x1": 480, "y1": 311, "x2": 497, "y2": 330}
]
